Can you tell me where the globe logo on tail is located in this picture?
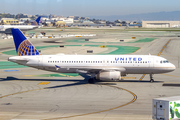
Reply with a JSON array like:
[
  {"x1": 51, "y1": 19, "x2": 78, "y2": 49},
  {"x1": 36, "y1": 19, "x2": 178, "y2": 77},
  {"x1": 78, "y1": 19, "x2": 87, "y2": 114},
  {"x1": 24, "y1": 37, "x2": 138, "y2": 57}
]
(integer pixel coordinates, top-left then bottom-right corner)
[{"x1": 18, "y1": 40, "x2": 40, "y2": 56}]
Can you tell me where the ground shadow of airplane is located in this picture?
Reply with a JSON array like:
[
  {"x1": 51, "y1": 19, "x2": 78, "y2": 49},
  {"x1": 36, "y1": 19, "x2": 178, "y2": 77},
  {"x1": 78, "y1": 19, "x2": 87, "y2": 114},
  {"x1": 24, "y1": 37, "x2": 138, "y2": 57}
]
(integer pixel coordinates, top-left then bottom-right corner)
[{"x1": 1, "y1": 76, "x2": 174, "y2": 90}]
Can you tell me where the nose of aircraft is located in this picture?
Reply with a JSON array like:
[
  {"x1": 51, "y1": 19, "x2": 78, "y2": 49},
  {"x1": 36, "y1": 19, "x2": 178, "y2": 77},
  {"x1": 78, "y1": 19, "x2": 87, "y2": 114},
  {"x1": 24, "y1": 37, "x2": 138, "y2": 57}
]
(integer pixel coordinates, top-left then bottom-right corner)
[{"x1": 170, "y1": 63, "x2": 176, "y2": 71}]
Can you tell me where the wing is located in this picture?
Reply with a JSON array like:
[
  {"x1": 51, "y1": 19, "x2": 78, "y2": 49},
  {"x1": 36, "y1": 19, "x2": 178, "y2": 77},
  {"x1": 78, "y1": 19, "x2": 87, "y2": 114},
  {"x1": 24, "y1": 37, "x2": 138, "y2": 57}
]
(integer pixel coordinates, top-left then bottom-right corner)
[{"x1": 57, "y1": 65, "x2": 126, "y2": 73}]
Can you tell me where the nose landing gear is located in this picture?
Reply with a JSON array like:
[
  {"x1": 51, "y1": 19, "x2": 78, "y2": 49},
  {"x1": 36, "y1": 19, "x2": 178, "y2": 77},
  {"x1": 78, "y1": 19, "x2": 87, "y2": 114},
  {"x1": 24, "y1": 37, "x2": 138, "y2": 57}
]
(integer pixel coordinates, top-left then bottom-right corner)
[{"x1": 150, "y1": 74, "x2": 154, "y2": 83}]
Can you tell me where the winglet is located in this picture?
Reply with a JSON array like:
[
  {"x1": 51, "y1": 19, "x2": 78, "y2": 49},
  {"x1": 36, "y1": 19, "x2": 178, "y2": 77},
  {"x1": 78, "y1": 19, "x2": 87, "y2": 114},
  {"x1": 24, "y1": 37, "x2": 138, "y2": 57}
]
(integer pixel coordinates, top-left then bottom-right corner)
[{"x1": 11, "y1": 28, "x2": 40, "y2": 56}]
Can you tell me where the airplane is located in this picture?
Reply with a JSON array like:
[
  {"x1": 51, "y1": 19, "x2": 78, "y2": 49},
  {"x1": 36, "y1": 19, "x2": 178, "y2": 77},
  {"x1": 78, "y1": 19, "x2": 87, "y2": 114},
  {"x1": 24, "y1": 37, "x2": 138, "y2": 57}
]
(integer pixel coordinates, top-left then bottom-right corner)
[
  {"x1": 8, "y1": 28, "x2": 176, "y2": 83},
  {"x1": 0, "y1": 16, "x2": 41, "y2": 34},
  {"x1": 171, "y1": 25, "x2": 180, "y2": 28}
]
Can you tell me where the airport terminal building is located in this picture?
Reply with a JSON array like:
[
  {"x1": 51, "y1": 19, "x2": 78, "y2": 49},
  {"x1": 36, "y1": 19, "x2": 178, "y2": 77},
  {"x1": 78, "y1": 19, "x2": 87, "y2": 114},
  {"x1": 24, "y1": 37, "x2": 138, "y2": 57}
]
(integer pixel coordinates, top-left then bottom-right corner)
[{"x1": 142, "y1": 21, "x2": 180, "y2": 28}]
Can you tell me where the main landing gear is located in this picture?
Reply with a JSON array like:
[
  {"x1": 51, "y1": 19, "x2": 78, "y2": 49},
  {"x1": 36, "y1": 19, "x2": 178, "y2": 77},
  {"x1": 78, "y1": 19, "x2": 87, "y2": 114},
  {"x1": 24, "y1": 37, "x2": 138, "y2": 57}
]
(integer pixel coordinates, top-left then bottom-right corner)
[
  {"x1": 88, "y1": 78, "x2": 96, "y2": 84},
  {"x1": 150, "y1": 74, "x2": 154, "y2": 83},
  {"x1": 87, "y1": 74, "x2": 97, "y2": 84}
]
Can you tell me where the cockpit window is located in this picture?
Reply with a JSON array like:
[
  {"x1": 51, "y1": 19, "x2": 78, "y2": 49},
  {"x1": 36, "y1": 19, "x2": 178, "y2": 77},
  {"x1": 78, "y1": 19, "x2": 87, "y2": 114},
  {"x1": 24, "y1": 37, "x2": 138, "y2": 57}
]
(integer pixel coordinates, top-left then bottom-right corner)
[{"x1": 160, "y1": 60, "x2": 169, "y2": 63}]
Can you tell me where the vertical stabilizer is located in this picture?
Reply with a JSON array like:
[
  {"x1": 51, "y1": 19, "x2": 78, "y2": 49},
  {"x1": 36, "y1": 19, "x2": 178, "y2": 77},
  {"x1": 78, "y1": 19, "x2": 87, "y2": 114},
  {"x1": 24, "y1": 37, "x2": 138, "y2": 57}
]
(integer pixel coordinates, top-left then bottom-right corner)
[
  {"x1": 32, "y1": 16, "x2": 41, "y2": 25},
  {"x1": 11, "y1": 28, "x2": 40, "y2": 56}
]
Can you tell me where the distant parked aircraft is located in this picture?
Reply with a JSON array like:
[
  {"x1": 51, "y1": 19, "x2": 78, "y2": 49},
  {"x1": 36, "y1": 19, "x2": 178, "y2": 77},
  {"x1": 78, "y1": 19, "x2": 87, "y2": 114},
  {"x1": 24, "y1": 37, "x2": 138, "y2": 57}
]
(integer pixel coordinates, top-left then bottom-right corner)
[
  {"x1": 171, "y1": 25, "x2": 180, "y2": 28},
  {"x1": 0, "y1": 16, "x2": 41, "y2": 34}
]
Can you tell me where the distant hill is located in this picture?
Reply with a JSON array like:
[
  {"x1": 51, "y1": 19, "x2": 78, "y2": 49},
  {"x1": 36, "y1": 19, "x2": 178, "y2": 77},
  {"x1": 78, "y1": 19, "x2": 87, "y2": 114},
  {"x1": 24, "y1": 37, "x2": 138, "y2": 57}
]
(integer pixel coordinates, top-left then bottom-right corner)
[{"x1": 89, "y1": 11, "x2": 180, "y2": 21}]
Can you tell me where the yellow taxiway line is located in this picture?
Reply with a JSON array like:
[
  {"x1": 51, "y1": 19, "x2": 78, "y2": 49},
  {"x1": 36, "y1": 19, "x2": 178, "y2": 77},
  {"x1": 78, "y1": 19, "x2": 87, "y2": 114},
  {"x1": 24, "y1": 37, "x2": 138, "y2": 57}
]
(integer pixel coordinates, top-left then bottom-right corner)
[
  {"x1": 0, "y1": 84, "x2": 137, "y2": 120},
  {"x1": 0, "y1": 88, "x2": 44, "y2": 99},
  {"x1": 38, "y1": 82, "x2": 50, "y2": 85},
  {"x1": 158, "y1": 39, "x2": 172, "y2": 56},
  {"x1": 139, "y1": 39, "x2": 172, "y2": 81},
  {"x1": 139, "y1": 74, "x2": 146, "y2": 81},
  {"x1": 161, "y1": 74, "x2": 180, "y2": 78},
  {"x1": 42, "y1": 85, "x2": 137, "y2": 120}
]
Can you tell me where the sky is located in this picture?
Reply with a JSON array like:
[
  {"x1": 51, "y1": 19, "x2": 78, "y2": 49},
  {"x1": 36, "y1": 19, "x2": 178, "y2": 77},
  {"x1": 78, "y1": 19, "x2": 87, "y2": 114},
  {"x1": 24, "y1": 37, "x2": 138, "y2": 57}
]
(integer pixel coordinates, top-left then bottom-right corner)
[{"x1": 0, "y1": 0, "x2": 180, "y2": 17}]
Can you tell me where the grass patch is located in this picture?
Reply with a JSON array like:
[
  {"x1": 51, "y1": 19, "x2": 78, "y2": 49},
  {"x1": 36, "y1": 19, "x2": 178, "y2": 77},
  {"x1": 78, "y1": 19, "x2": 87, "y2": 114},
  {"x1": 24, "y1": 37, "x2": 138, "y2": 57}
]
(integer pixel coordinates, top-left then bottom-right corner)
[
  {"x1": 3, "y1": 44, "x2": 139, "y2": 56},
  {"x1": 0, "y1": 61, "x2": 27, "y2": 69}
]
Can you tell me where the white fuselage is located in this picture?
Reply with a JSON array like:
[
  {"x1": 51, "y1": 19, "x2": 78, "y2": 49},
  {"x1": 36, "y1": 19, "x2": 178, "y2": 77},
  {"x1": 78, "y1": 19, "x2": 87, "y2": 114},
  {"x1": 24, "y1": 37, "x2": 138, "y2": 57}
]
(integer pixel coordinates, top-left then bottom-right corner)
[
  {"x1": 0, "y1": 25, "x2": 38, "y2": 32},
  {"x1": 8, "y1": 55, "x2": 176, "y2": 75}
]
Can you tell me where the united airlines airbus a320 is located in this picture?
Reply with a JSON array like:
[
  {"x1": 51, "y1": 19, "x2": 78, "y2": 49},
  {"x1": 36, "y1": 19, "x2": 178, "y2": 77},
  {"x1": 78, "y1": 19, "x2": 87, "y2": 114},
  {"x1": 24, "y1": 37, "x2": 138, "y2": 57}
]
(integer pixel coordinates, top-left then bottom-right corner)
[{"x1": 8, "y1": 28, "x2": 176, "y2": 83}]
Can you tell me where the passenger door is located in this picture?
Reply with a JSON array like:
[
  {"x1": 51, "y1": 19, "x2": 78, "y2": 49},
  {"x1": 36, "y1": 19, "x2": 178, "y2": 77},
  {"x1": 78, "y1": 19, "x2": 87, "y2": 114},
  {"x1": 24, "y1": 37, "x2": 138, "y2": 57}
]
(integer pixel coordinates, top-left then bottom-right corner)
[{"x1": 149, "y1": 57, "x2": 154, "y2": 67}]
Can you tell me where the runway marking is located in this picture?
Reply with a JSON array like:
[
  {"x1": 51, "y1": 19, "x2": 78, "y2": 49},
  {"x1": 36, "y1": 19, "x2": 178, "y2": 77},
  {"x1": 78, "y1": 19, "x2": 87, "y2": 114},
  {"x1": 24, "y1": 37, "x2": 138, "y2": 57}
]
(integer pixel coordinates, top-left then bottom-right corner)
[
  {"x1": 0, "y1": 84, "x2": 137, "y2": 120},
  {"x1": 38, "y1": 82, "x2": 50, "y2": 85},
  {"x1": 42, "y1": 85, "x2": 137, "y2": 120},
  {"x1": 161, "y1": 73, "x2": 180, "y2": 78},
  {"x1": 139, "y1": 39, "x2": 172, "y2": 81}
]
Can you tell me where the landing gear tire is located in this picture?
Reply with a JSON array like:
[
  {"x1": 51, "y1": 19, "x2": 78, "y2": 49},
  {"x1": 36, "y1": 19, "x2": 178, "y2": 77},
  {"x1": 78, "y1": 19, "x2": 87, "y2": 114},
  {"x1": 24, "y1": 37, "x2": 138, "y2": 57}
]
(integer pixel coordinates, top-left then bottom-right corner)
[
  {"x1": 150, "y1": 74, "x2": 154, "y2": 83},
  {"x1": 150, "y1": 79, "x2": 154, "y2": 83},
  {"x1": 88, "y1": 78, "x2": 95, "y2": 84}
]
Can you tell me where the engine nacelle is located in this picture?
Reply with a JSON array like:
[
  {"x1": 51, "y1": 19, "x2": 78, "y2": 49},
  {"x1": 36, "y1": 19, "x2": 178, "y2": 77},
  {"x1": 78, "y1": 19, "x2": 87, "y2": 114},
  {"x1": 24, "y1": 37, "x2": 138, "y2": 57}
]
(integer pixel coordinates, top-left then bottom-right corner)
[{"x1": 96, "y1": 71, "x2": 121, "y2": 81}]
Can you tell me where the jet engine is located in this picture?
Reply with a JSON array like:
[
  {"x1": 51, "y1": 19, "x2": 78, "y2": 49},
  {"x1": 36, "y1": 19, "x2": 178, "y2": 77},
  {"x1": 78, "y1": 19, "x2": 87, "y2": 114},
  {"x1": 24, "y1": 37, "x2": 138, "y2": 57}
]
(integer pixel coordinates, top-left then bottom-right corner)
[{"x1": 96, "y1": 71, "x2": 121, "y2": 81}]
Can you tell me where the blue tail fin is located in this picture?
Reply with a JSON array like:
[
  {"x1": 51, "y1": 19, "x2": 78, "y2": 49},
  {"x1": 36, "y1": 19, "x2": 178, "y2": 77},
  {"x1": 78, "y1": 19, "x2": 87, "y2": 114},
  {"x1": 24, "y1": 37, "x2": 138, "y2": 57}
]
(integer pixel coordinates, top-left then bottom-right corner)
[
  {"x1": 32, "y1": 16, "x2": 41, "y2": 25},
  {"x1": 11, "y1": 28, "x2": 40, "y2": 56}
]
